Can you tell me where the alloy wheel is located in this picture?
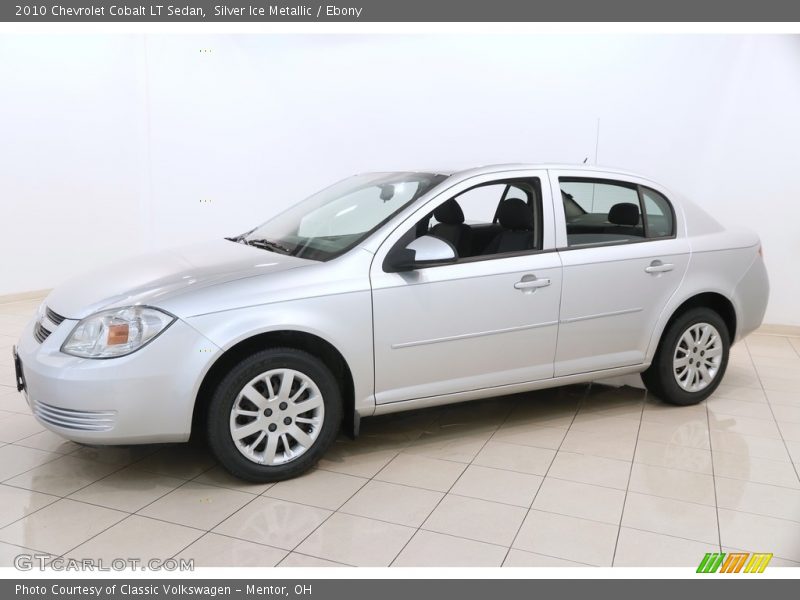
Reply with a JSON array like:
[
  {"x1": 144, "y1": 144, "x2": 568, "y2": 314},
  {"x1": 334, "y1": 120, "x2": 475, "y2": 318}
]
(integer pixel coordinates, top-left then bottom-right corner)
[
  {"x1": 229, "y1": 368, "x2": 324, "y2": 465},
  {"x1": 672, "y1": 322, "x2": 723, "y2": 393}
]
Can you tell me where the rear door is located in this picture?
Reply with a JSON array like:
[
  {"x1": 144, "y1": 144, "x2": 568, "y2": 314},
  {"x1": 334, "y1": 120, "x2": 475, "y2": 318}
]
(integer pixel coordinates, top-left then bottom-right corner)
[{"x1": 550, "y1": 170, "x2": 690, "y2": 376}]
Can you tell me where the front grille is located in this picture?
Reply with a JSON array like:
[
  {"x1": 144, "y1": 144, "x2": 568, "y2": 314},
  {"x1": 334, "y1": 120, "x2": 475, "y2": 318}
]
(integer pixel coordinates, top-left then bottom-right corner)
[
  {"x1": 45, "y1": 307, "x2": 66, "y2": 326},
  {"x1": 33, "y1": 306, "x2": 67, "y2": 344},
  {"x1": 32, "y1": 400, "x2": 116, "y2": 432},
  {"x1": 33, "y1": 321, "x2": 52, "y2": 343}
]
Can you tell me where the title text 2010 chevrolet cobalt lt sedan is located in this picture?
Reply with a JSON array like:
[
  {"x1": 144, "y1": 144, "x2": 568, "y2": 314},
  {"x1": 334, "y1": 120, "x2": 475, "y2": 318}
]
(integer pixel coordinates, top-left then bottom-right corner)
[{"x1": 13, "y1": 164, "x2": 769, "y2": 481}]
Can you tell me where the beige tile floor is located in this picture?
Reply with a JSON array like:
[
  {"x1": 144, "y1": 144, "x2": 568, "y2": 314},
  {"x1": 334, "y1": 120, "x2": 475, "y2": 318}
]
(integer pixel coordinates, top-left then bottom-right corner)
[{"x1": 0, "y1": 297, "x2": 799, "y2": 567}]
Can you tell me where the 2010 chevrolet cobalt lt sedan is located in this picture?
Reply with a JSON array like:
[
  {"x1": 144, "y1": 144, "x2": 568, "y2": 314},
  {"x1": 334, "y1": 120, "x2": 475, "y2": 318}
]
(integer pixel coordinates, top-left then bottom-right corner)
[{"x1": 13, "y1": 164, "x2": 769, "y2": 481}]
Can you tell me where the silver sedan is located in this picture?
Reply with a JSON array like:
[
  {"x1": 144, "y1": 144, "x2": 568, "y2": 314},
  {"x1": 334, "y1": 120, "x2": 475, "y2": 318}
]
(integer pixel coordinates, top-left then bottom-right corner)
[{"x1": 13, "y1": 164, "x2": 769, "y2": 481}]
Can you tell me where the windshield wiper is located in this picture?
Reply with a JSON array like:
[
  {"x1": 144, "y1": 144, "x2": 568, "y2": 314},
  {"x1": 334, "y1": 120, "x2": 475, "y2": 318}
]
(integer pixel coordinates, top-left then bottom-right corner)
[{"x1": 245, "y1": 238, "x2": 293, "y2": 255}]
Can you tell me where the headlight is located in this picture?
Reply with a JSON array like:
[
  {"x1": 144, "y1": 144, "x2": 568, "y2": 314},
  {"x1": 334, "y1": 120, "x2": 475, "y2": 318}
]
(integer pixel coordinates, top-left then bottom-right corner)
[{"x1": 61, "y1": 306, "x2": 175, "y2": 358}]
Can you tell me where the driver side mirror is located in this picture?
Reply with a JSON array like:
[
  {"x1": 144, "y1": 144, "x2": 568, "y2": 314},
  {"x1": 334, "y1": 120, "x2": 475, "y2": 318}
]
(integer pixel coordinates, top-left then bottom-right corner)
[{"x1": 385, "y1": 235, "x2": 457, "y2": 272}]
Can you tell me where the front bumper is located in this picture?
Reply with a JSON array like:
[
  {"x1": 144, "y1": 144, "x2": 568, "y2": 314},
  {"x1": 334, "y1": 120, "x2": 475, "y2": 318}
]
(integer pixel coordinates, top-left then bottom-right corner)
[{"x1": 15, "y1": 316, "x2": 221, "y2": 444}]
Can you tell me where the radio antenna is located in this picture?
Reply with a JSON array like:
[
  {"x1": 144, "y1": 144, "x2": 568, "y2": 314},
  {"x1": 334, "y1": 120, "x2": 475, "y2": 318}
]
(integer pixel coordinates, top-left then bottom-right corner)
[{"x1": 594, "y1": 117, "x2": 601, "y2": 163}]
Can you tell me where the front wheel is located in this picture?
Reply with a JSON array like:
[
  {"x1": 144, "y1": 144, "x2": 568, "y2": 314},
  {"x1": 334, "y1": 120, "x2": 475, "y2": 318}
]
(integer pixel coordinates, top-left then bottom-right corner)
[
  {"x1": 207, "y1": 348, "x2": 342, "y2": 482},
  {"x1": 641, "y1": 307, "x2": 730, "y2": 406}
]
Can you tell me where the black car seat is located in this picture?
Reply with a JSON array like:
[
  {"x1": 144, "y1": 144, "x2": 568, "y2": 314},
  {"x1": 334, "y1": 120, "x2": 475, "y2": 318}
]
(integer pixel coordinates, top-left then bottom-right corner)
[
  {"x1": 606, "y1": 202, "x2": 642, "y2": 237},
  {"x1": 430, "y1": 199, "x2": 471, "y2": 257},
  {"x1": 484, "y1": 198, "x2": 535, "y2": 254}
]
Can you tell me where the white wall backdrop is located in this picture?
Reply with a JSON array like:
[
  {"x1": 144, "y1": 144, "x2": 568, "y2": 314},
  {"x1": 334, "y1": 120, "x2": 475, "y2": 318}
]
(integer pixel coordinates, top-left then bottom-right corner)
[{"x1": 1, "y1": 34, "x2": 798, "y2": 325}]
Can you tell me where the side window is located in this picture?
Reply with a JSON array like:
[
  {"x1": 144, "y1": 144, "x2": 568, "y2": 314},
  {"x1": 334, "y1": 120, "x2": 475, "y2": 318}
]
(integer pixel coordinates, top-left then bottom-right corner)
[
  {"x1": 503, "y1": 184, "x2": 528, "y2": 202},
  {"x1": 448, "y1": 185, "x2": 505, "y2": 225},
  {"x1": 561, "y1": 178, "x2": 643, "y2": 247},
  {"x1": 641, "y1": 187, "x2": 675, "y2": 238},
  {"x1": 415, "y1": 178, "x2": 542, "y2": 261}
]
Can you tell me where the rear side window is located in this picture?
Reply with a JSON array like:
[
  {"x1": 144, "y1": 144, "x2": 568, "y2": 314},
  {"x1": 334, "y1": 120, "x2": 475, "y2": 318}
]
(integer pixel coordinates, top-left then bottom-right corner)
[
  {"x1": 641, "y1": 187, "x2": 675, "y2": 238},
  {"x1": 560, "y1": 177, "x2": 675, "y2": 247},
  {"x1": 561, "y1": 180, "x2": 639, "y2": 215},
  {"x1": 561, "y1": 179, "x2": 643, "y2": 247}
]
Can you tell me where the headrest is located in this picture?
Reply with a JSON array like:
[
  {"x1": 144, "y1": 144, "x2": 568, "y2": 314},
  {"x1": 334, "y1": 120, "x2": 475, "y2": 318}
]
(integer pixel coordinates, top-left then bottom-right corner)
[
  {"x1": 434, "y1": 199, "x2": 465, "y2": 225},
  {"x1": 497, "y1": 198, "x2": 534, "y2": 231},
  {"x1": 608, "y1": 203, "x2": 640, "y2": 226}
]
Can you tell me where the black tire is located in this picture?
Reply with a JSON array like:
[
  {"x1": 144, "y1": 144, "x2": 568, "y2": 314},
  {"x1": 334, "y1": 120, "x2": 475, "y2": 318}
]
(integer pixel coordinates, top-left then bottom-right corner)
[
  {"x1": 206, "y1": 347, "x2": 342, "y2": 482},
  {"x1": 641, "y1": 307, "x2": 730, "y2": 406}
]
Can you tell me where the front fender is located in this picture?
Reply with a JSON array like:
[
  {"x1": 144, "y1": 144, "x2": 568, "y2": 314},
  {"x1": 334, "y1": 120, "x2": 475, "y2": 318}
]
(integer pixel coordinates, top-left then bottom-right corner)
[{"x1": 184, "y1": 290, "x2": 375, "y2": 417}]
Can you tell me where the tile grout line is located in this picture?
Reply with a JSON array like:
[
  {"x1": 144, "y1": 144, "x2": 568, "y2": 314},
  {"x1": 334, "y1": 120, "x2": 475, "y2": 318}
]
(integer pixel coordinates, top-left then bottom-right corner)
[
  {"x1": 167, "y1": 530, "x2": 288, "y2": 567},
  {"x1": 277, "y1": 551, "x2": 355, "y2": 568},
  {"x1": 154, "y1": 459, "x2": 319, "y2": 563},
  {"x1": 164, "y1": 489, "x2": 278, "y2": 565},
  {"x1": 302, "y1": 408, "x2": 447, "y2": 566},
  {"x1": 706, "y1": 395, "x2": 723, "y2": 554},
  {"x1": 707, "y1": 340, "x2": 756, "y2": 554},
  {"x1": 744, "y1": 341, "x2": 800, "y2": 483},
  {"x1": 500, "y1": 386, "x2": 592, "y2": 567},
  {"x1": 387, "y1": 399, "x2": 519, "y2": 567},
  {"x1": 264, "y1": 478, "x2": 372, "y2": 562},
  {"x1": 59, "y1": 476, "x2": 201, "y2": 558},
  {"x1": 609, "y1": 390, "x2": 646, "y2": 566},
  {"x1": 320, "y1": 425, "x2": 571, "y2": 470},
  {"x1": 0, "y1": 445, "x2": 178, "y2": 537},
  {"x1": 0, "y1": 447, "x2": 219, "y2": 558},
  {"x1": 61, "y1": 456, "x2": 229, "y2": 559}
]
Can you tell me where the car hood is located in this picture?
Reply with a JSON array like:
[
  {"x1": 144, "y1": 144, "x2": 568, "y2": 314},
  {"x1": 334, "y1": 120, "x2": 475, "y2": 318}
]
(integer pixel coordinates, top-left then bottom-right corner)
[{"x1": 46, "y1": 239, "x2": 310, "y2": 319}]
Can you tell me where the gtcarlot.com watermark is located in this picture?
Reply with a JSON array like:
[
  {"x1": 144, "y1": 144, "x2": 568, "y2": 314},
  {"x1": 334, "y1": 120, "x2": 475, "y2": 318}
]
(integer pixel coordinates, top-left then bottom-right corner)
[{"x1": 14, "y1": 554, "x2": 194, "y2": 572}]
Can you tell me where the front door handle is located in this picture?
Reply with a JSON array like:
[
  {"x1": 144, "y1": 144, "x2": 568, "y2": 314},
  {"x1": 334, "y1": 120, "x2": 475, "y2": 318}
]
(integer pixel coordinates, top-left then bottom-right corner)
[
  {"x1": 514, "y1": 275, "x2": 551, "y2": 292},
  {"x1": 645, "y1": 260, "x2": 674, "y2": 274}
]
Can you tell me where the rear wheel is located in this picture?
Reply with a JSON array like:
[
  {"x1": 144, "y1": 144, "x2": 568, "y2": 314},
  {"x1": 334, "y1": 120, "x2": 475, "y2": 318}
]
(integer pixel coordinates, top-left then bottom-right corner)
[
  {"x1": 641, "y1": 307, "x2": 730, "y2": 406},
  {"x1": 207, "y1": 348, "x2": 342, "y2": 482}
]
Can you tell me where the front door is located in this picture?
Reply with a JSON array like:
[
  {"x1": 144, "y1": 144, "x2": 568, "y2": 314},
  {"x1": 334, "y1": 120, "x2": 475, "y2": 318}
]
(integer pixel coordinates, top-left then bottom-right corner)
[{"x1": 370, "y1": 171, "x2": 563, "y2": 405}]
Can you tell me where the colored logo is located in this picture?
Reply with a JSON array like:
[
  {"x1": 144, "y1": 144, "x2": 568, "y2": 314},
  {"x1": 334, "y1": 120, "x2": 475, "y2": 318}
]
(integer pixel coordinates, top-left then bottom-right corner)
[{"x1": 697, "y1": 552, "x2": 773, "y2": 573}]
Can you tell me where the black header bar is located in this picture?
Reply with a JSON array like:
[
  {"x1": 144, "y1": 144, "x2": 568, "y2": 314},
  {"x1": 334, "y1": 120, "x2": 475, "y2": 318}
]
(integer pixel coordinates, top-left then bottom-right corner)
[{"x1": 3, "y1": 0, "x2": 800, "y2": 22}]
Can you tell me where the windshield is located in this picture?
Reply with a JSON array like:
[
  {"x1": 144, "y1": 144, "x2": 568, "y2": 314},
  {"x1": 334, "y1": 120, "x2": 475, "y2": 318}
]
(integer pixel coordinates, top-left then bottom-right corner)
[{"x1": 237, "y1": 172, "x2": 447, "y2": 261}]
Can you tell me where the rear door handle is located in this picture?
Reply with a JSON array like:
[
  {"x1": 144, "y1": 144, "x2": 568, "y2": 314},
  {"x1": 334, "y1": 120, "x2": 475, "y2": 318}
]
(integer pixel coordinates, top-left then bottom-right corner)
[
  {"x1": 645, "y1": 260, "x2": 674, "y2": 274},
  {"x1": 514, "y1": 275, "x2": 551, "y2": 292}
]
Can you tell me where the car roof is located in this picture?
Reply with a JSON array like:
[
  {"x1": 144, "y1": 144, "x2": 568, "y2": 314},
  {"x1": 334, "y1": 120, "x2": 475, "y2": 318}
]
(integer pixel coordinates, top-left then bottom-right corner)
[
  {"x1": 389, "y1": 164, "x2": 664, "y2": 190},
  {"x1": 437, "y1": 163, "x2": 654, "y2": 181},
  {"x1": 364, "y1": 163, "x2": 659, "y2": 184}
]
